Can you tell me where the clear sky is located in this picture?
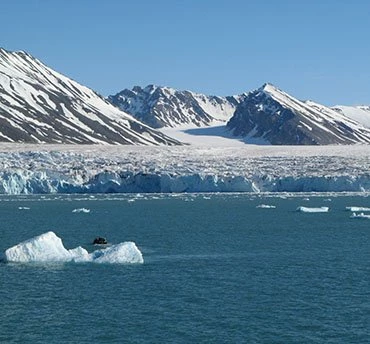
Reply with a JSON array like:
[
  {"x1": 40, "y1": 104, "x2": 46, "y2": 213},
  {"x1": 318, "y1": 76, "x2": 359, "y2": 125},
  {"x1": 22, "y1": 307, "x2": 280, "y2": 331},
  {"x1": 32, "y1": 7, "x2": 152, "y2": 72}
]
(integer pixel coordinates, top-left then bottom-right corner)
[{"x1": 1, "y1": 0, "x2": 370, "y2": 105}]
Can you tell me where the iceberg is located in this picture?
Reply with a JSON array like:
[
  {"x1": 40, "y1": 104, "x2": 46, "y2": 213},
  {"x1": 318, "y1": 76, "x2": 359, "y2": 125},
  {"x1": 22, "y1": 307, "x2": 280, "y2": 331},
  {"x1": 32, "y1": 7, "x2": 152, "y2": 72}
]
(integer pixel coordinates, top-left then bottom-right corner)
[
  {"x1": 296, "y1": 206, "x2": 329, "y2": 213},
  {"x1": 2, "y1": 231, "x2": 143, "y2": 264}
]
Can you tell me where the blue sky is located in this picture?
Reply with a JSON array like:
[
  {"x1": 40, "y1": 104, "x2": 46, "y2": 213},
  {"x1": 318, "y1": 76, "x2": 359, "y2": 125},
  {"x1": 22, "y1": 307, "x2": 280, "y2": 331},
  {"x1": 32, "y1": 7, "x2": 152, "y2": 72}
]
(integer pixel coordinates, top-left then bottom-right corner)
[{"x1": 1, "y1": 0, "x2": 370, "y2": 105}]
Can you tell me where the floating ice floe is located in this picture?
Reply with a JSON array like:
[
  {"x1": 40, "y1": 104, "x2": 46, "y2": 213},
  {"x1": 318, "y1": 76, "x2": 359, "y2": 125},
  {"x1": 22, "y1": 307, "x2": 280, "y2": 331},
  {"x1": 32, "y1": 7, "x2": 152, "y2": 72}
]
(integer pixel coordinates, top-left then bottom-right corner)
[
  {"x1": 350, "y1": 212, "x2": 370, "y2": 219},
  {"x1": 1, "y1": 231, "x2": 143, "y2": 264},
  {"x1": 18, "y1": 206, "x2": 30, "y2": 210},
  {"x1": 345, "y1": 206, "x2": 370, "y2": 212},
  {"x1": 72, "y1": 208, "x2": 90, "y2": 213},
  {"x1": 256, "y1": 204, "x2": 276, "y2": 209},
  {"x1": 296, "y1": 206, "x2": 329, "y2": 213}
]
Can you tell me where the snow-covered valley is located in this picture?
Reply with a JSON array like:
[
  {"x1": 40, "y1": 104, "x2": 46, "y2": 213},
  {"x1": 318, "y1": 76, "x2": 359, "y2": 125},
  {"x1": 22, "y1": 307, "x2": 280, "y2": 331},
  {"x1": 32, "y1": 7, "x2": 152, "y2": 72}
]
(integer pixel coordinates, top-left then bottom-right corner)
[{"x1": 0, "y1": 143, "x2": 369, "y2": 194}]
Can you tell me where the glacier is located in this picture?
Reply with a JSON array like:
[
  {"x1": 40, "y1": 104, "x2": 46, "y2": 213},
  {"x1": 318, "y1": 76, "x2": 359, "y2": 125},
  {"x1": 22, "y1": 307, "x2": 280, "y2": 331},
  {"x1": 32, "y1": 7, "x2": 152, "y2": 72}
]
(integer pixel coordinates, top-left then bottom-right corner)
[
  {"x1": 0, "y1": 144, "x2": 370, "y2": 194},
  {"x1": 1, "y1": 231, "x2": 144, "y2": 264}
]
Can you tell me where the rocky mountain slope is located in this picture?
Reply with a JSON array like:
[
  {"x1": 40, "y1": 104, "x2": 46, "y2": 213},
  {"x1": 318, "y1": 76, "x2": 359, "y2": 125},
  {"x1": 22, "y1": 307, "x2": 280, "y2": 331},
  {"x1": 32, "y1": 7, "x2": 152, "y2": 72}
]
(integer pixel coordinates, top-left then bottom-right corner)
[
  {"x1": 0, "y1": 48, "x2": 179, "y2": 145},
  {"x1": 227, "y1": 83, "x2": 370, "y2": 145},
  {"x1": 108, "y1": 85, "x2": 244, "y2": 128}
]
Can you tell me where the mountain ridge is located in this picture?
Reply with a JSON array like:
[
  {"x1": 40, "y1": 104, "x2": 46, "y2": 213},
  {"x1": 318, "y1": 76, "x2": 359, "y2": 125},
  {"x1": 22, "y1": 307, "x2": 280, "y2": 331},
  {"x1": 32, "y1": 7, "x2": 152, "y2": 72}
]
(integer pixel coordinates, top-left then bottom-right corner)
[
  {"x1": 108, "y1": 82, "x2": 370, "y2": 145},
  {"x1": 0, "y1": 48, "x2": 180, "y2": 145},
  {"x1": 1, "y1": 47, "x2": 370, "y2": 146},
  {"x1": 108, "y1": 84, "x2": 244, "y2": 128}
]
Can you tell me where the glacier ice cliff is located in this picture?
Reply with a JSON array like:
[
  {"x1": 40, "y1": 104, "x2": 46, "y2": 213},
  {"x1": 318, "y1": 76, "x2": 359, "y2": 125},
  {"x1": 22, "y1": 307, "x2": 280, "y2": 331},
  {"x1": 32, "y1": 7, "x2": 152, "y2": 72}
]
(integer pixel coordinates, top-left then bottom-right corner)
[{"x1": 0, "y1": 145, "x2": 370, "y2": 194}]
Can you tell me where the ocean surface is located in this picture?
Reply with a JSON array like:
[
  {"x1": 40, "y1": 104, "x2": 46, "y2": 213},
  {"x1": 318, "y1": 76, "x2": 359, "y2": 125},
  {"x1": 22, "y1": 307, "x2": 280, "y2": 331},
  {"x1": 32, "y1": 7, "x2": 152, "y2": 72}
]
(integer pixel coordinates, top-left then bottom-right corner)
[{"x1": 1, "y1": 193, "x2": 369, "y2": 343}]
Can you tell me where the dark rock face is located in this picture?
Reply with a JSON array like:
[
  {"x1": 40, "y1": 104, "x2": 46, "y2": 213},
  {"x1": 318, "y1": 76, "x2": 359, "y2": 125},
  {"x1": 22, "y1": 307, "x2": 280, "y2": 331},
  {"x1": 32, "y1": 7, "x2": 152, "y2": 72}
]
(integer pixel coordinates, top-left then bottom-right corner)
[
  {"x1": 108, "y1": 85, "x2": 241, "y2": 128},
  {"x1": 227, "y1": 84, "x2": 370, "y2": 145},
  {"x1": 0, "y1": 48, "x2": 180, "y2": 145}
]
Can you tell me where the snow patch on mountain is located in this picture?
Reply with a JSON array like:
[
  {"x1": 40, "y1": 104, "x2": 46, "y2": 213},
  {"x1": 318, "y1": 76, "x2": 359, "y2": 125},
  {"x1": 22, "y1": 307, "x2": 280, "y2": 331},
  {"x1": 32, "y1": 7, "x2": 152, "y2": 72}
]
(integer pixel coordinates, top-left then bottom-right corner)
[
  {"x1": 332, "y1": 105, "x2": 370, "y2": 128},
  {"x1": 159, "y1": 123, "x2": 269, "y2": 147}
]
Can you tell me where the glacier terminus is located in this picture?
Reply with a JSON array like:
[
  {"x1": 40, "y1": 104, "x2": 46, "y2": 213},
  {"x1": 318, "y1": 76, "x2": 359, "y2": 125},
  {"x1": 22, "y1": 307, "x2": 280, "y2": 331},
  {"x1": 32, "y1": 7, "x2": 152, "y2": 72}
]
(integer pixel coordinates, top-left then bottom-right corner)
[{"x1": 0, "y1": 144, "x2": 369, "y2": 194}]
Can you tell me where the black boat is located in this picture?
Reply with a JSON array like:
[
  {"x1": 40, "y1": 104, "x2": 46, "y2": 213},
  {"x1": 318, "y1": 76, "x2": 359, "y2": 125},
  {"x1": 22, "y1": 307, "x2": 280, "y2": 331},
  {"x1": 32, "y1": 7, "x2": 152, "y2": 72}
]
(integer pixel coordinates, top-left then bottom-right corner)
[{"x1": 93, "y1": 237, "x2": 108, "y2": 245}]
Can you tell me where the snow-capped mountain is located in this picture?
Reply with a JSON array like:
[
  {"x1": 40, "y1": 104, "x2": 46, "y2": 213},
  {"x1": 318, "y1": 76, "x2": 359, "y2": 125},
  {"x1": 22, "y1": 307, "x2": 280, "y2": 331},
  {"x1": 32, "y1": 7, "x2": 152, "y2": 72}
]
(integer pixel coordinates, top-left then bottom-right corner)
[
  {"x1": 227, "y1": 83, "x2": 370, "y2": 145},
  {"x1": 108, "y1": 85, "x2": 243, "y2": 128},
  {"x1": 0, "y1": 48, "x2": 179, "y2": 145}
]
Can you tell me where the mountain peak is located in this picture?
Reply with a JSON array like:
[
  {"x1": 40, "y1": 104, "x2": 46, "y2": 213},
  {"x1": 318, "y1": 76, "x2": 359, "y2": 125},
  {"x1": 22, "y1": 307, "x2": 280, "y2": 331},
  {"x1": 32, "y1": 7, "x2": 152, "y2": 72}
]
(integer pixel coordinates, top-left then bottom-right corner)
[
  {"x1": 227, "y1": 83, "x2": 370, "y2": 145},
  {"x1": 143, "y1": 84, "x2": 157, "y2": 93},
  {"x1": 260, "y1": 82, "x2": 274, "y2": 89},
  {"x1": 258, "y1": 82, "x2": 282, "y2": 95},
  {"x1": 0, "y1": 48, "x2": 32, "y2": 59}
]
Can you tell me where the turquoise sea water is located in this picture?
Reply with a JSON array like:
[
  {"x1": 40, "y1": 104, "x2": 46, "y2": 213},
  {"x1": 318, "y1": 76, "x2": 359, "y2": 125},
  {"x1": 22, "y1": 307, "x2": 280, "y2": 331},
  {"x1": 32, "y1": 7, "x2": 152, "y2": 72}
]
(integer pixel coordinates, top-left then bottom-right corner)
[{"x1": 1, "y1": 193, "x2": 370, "y2": 343}]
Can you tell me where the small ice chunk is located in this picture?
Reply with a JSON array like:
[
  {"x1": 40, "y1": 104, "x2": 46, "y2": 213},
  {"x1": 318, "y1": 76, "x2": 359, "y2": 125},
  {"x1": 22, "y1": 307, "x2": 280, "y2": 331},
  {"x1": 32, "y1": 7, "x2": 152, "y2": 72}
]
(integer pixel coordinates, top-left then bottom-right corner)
[
  {"x1": 350, "y1": 212, "x2": 370, "y2": 219},
  {"x1": 72, "y1": 208, "x2": 90, "y2": 213},
  {"x1": 296, "y1": 206, "x2": 329, "y2": 213},
  {"x1": 256, "y1": 204, "x2": 276, "y2": 209}
]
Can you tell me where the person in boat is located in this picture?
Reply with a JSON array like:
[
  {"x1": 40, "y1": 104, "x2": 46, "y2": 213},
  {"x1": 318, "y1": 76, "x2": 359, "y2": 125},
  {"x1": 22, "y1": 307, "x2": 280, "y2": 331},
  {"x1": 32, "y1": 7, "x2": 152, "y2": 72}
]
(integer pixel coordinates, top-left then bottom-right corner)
[{"x1": 93, "y1": 237, "x2": 108, "y2": 245}]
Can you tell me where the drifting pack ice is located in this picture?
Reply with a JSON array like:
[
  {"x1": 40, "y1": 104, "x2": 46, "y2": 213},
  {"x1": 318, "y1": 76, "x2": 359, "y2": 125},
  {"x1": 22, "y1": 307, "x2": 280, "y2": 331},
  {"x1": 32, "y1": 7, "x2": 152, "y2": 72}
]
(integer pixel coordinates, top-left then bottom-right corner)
[
  {"x1": 350, "y1": 212, "x2": 370, "y2": 219},
  {"x1": 1, "y1": 231, "x2": 144, "y2": 264}
]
